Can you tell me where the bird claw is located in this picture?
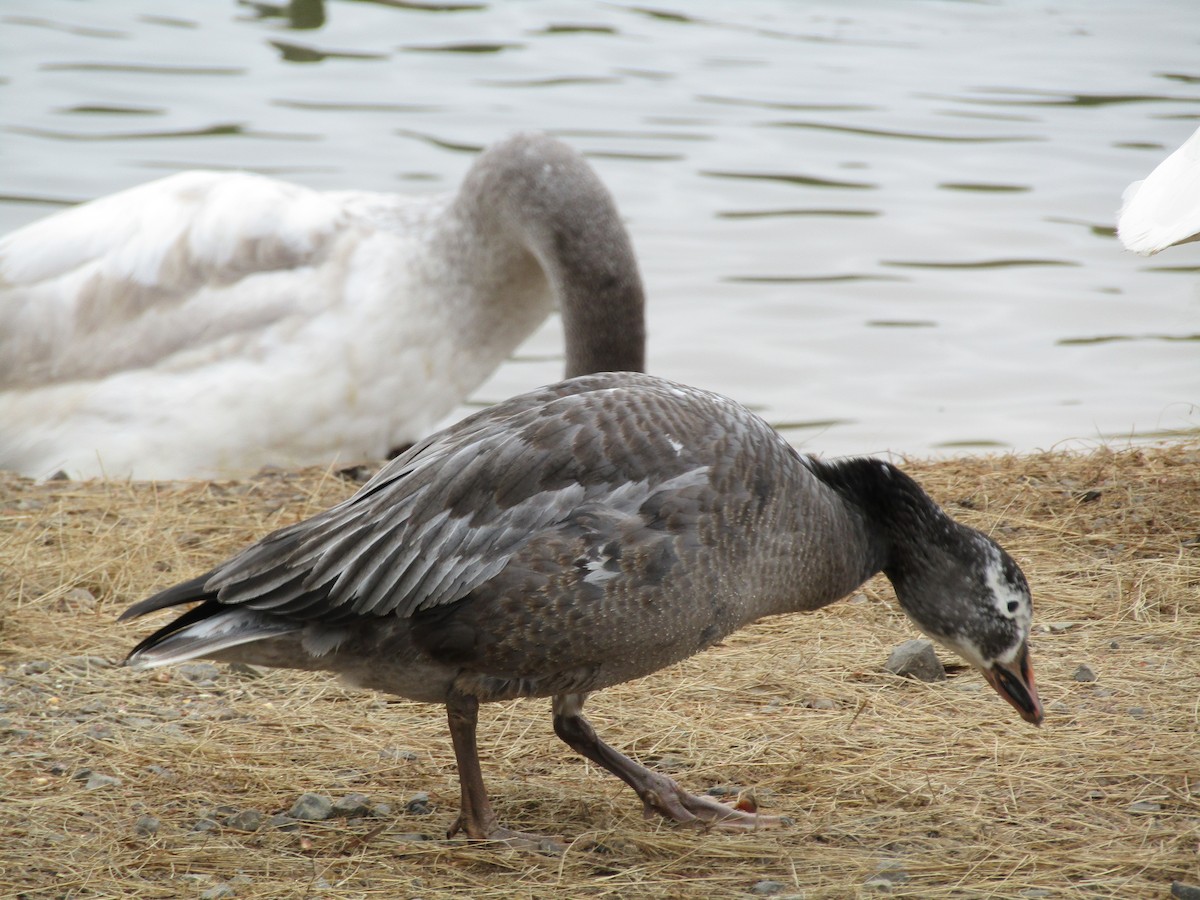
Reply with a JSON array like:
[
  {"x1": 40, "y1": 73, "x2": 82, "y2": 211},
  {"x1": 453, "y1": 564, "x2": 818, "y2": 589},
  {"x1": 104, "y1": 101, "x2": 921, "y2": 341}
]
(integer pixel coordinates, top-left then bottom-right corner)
[{"x1": 638, "y1": 780, "x2": 789, "y2": 832}]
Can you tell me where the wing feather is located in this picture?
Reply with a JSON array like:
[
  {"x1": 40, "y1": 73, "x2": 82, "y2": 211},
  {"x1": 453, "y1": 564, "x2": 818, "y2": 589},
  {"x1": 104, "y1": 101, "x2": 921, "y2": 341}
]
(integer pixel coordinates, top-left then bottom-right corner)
[{"x1": 154, "y1": 375, "x2": 732, "y2": 629}]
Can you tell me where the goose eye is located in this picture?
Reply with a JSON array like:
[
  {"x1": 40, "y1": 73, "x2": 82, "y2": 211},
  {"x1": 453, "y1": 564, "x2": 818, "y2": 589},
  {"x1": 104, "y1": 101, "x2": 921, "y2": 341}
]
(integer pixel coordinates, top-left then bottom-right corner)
[{"x1": 1006, "y1": 599, "x2": 1020, "y2": 614}]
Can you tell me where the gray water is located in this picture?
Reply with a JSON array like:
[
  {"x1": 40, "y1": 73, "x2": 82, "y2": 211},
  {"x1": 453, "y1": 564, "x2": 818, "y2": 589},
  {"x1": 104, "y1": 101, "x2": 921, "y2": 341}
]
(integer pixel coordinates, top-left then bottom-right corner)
[{"x1": 1, "y1": 0, "x2": 1197, "y2": 459}]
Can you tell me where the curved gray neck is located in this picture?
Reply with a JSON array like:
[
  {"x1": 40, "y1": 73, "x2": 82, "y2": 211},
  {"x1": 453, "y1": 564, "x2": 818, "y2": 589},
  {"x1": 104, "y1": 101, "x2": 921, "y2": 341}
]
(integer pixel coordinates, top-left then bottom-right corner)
[{"x1": 449, "y1": 133, "x2": 646, "y2": 376}]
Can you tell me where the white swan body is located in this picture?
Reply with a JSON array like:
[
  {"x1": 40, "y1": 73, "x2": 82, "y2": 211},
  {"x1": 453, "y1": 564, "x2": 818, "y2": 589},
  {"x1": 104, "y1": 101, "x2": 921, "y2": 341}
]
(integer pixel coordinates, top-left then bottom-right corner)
[
  {"x1": 1117, "y1": 124, "x2": 1200, "y2": 255},
  {"x1": 0, "y1": 133, "x2": 645, "y2": 480}
]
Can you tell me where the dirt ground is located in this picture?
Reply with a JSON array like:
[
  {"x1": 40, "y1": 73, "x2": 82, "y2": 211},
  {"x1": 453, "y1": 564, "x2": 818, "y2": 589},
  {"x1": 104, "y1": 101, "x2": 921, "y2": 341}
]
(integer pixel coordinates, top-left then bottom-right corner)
[{"x1": 1, "y1": 442, "x2": 1198, "y2": 899}]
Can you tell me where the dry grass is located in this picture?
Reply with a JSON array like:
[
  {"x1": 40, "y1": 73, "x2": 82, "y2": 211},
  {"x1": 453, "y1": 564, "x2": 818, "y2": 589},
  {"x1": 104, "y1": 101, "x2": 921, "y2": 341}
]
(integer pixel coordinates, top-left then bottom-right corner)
[{"x1": 1, "y1": 445, "x2": 1198, "y2": 899}]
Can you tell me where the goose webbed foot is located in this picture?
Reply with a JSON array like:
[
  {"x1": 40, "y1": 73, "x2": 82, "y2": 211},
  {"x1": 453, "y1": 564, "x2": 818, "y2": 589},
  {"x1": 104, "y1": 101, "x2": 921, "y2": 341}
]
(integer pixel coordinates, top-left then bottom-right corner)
[
  {"x1": 632, "y1": 773, "x2": 790, "y2": 831},
  {"x1": 552, "y1": 693, "x2": 788, "y2": 833}
]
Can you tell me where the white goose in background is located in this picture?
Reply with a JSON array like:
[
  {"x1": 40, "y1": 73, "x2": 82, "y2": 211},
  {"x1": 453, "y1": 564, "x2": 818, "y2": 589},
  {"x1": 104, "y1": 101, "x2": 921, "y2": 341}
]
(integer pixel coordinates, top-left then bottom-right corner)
[
  {"x1": 1117, "y1": 123, "x2": 1200, "y2": 254},
  {"x1": 0, "y1": 132, "x2": 645, "y2": 481}
]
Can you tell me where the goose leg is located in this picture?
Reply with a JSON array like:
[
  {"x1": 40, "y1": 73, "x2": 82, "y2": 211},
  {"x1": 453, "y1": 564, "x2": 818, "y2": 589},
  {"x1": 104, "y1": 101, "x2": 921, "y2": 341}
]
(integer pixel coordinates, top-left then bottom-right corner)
[
  {"x1": 444, "y1": 690, "x2": 563, "y2": 851},
  {"x1": 551, "y1": 693, "x2": 787, "y2": 831}
]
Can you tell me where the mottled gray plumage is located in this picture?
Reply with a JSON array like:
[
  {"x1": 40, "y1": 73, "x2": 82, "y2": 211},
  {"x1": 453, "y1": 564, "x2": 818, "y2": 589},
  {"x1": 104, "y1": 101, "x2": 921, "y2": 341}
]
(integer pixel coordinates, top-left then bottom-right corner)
[{"x1": 121, "y1": 372, "x2": 1042, "y2": 845}]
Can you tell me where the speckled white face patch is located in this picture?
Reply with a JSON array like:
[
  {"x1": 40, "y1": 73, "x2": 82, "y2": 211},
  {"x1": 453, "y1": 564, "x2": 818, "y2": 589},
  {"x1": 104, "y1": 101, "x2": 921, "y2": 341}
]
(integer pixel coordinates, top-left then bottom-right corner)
[{"x1": 984, "y1": 547, "x2": 1032, "y2": 661}]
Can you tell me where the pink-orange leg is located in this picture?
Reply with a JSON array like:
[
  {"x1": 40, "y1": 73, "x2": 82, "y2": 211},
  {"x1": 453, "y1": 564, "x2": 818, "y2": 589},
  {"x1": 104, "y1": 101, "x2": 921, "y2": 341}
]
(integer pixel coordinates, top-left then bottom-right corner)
[
  {"x1": 552, "y1": 693, "x2": 789, "y2": 831},
  {"x1": 445, "y1": 690, "x2": 563, "y2": 851}
]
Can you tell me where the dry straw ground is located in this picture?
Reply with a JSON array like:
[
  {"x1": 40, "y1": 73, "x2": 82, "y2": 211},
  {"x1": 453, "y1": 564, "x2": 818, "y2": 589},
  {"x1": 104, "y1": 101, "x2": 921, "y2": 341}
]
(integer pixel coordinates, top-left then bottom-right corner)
[{"x1": 1, "y1": 443, "x2": 1198, "y2": 899}]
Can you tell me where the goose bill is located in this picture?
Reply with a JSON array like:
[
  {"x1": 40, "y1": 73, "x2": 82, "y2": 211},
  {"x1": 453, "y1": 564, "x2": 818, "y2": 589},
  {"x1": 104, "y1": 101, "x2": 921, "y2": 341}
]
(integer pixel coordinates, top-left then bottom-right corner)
[{"x1": 982, "y1": 646, "x2": 1043, "y2": 726}]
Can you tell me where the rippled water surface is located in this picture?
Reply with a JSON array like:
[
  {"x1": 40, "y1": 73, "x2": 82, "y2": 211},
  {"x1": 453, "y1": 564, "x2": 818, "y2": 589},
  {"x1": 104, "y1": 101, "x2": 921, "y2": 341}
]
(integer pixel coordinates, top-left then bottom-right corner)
[{"x1": 2, "y1": 0, "x2": 1197, "y2": 458}]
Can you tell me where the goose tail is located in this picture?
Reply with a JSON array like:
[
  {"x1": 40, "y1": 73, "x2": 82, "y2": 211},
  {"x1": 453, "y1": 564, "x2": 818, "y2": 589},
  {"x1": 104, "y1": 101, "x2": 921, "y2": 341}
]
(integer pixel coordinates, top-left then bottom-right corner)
[{"x1": 120, "y1": 574, "x2": 301, "y2": 668}]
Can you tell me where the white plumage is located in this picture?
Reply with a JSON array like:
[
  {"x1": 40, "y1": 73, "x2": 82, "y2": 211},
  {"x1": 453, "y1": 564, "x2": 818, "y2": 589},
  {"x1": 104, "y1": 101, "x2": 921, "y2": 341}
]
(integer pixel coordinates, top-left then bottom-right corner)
[
  {"x1": 1117, "y1": 124, "x2": 1200, "y2": 255},
  {"x1": 0, "y1": 133, "x2": 645, "y2": 480}
]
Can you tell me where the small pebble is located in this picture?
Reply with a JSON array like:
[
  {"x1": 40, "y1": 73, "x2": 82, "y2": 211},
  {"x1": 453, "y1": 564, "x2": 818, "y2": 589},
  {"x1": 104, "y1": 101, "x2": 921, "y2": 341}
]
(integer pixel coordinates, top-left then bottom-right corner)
[
  {"x1": 380, "y1": 748, "x2": 419, "y2": 762},
  {"x1": 135, "y1": 815, "x2": 161, "y2": 837},
  {"x1": 405, "y1": 792, "x2": 433, "y2": 816},
  {"x1": 806, "y1": 698, "x2": 837, "y2": 710},
  {"x1": 1072, "y1": 664, "x2": 1097, "y2": 683},
  {"x1": 1172, "y1": 882, "x2": 1200, "y2": 900},
  {"x1": 750, "y1": 880, "x2": 786, "y2": 895},
  {"x1": 333, "y1": 793, "x2": 373, "y2": 817},
  {"x1": 84, "y1": 772, "x2": 122, "y2": 791},
  {"x1": 1128, "y1": 706, "x2": 1147, "y2": 718},
  {"x1": 199, "y1": 885, "x2": 235, "y2": 900},
  {"x1": 873, "y1": 864, "x2": 908, "y2": 884},
  {"x1": 884, "y1": 639, "x2": 946, "y2": 682},
  {"x1": 225, "y1": 810, "x2": 264, "y2": 832},
  {"x1": 862, "y1": 877, "x2": 896, "y2": 893},
  {"x1": 289, "y1": 792, "x2": 334, "y2": 821},
  {"x1": 1128, "y1": 800, "x2": 1162, "y2": 815},
  {"x1": 191, "y1": 818, "x2": 220, "y2": 833}
]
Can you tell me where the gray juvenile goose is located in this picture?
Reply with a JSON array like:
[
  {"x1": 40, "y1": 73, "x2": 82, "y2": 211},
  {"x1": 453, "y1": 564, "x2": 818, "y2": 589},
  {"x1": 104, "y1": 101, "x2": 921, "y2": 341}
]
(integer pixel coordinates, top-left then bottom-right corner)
[{"x1": 120, "y1": 372, "x2": 1043, "y2": 845}]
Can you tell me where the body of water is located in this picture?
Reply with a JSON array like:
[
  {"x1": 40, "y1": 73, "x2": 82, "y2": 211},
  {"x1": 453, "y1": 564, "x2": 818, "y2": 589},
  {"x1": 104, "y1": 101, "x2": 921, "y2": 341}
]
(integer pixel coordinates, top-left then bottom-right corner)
[{"x1": 1, "y1": 0, "x2": 1196, "y2": 458}]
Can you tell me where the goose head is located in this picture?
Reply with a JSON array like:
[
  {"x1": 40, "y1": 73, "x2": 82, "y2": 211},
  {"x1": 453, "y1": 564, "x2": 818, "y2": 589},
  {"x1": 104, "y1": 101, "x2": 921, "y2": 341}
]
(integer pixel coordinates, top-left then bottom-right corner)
[
  {"x1": 816, "y1": 457, "x2": 1043, "y2": 726},
  {"x1": 888, "y1": 526, "x2": 1043, "y2": 726}
]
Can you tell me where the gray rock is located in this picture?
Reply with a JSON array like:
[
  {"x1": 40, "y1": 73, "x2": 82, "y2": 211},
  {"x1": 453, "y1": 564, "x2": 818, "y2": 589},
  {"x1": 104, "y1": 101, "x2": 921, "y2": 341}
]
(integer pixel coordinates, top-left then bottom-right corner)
[
  {"x1": 806, "y1": 698, "x2": 837, "y2": 710},
  {"x1": 191, "y1": 818, "x2": 220, "y2": 833},
  {"x1": 1128, "y1": 800, "x2": 1162, "y2": 815},
  {"x1": 1172, "y1": 883, "x2": 1200, "y2": 900},
  {"x1": 1128, "y1": 706, "x2": 1147, "y2": 718},
  {"x1": 884, "y1": 639, "x2": 946, "y2": 682},
  {"x1": 405, "y1": 792, "x2": 433, "y2": 816},
  {"x1": 706, "y1": 785, "x2": 738, "y2": 797},
  {"x1": 135, "y1": 815, "x2": 161, "y2": 837},
  {"x1": 750, "y1": 880, "x2": 786, "y2": 895},
  {"x1": 333, "y1": 793, "x2": 373, "y2": 817},
  {"x1": 199, "y1": 885, "x2": 236, "y2": 900},
  {"x1": 1072, "y1": 663, "x2": 1097, "y2": 682},
  {"x1": 380, "y1": 748, "x2": 419, "y2": 762},
  {"x1": 224, "y1": 810, "x2": 263, "y2": 832},
  {"x1": 84, "y1": 772, "x2": 122, "y2": 791},
  {"x1": 289, "y1": 792, "x2": 334, "y2": 821}
]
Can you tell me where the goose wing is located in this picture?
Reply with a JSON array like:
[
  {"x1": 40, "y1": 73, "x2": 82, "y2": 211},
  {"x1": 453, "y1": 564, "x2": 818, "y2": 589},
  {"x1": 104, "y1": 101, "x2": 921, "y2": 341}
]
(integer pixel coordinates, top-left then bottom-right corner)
[{"x1": 121, "y1": 374, "x2": 723, "y2": 629}]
